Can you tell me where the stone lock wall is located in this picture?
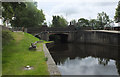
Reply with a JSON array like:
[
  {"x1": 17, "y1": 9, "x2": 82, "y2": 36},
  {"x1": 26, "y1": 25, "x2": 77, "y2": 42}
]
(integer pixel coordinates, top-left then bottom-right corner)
[{"x1": 75, "y1": 31, "x2": 120, "y2": 46}]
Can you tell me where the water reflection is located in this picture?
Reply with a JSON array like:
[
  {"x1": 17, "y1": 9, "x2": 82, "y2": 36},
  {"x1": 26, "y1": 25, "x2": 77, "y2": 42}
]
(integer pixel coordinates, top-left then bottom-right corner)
[
  {"x1": 57, "y1": 57, "x2": 117, "y2": 75},
  {"x1": 98, "y1": 58, "x2": 110, "y2": 66},
  {"x1": 116, "y1": 60, "x2": 120, "y2": 75},
  {"x1": 49, "y1": 43, "x2": 120, "y2": 75}
]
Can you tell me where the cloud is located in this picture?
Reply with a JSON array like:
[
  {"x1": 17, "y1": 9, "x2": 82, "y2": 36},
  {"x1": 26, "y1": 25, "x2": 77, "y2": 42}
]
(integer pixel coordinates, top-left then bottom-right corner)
[
  {"x1": 51, "y1": 4, "x2": 79, "y2": 16},
  {"x1": 36, "y1": 0, "x2": 118, "y2": 3},
  {"x1": 36, "y1": 0, "x2": 119, "y2": 24},
  {"x1": 94, "y1": 2, "x2": 118, "y2": 6}
]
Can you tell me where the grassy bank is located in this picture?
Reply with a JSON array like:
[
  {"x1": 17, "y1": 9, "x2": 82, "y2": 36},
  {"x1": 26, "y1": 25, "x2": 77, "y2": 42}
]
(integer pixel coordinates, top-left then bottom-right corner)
[{"x1": 2, "y1": 31, "x2": 49, "y2": 75}]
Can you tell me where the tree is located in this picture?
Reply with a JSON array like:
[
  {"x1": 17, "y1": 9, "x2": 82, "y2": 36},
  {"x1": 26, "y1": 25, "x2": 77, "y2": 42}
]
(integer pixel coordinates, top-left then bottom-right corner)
[
  {"x1": 115, "y1": 1, "x2": 120, "y2": 22},
  {"x1": 70, "y1": 19, "x2": 77, "y2": 26},
  {"x1": 43, "y1": 22, "x2": 47, "y2": 25},
  {"x1": 12, "y1": 2, "x2": 45, "y2": 28},
  {"x1": 51, "y1": 16, "x2": 68, "y2": 27},
  {"x1": 77, "y1": 18, "x2": 89, "y2": 27},
  {"x1": 2, "y1": 2, "x2": 26, "y2": 26},
  {"x1": 89, "y1": 19, "x2": 99, "y2": 29},
  {"x1": 2, "y1": 2, "x2": 46, "y2": 28},
  {"x1": 97, "y1": 12, "x2": 110, "y2": 29}
]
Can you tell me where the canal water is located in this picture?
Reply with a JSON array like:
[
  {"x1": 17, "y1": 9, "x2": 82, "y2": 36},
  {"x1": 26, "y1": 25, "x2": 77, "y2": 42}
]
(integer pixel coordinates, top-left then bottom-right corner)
[{"x1": 48, "y1": 43, "x2": 120, "y2": 75}]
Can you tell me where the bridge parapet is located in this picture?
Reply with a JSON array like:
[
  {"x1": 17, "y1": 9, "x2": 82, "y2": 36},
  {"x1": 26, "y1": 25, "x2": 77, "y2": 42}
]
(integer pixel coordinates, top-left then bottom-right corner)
[{"x1": 27, "y1": 26, "x2": 76, "y2": 34}]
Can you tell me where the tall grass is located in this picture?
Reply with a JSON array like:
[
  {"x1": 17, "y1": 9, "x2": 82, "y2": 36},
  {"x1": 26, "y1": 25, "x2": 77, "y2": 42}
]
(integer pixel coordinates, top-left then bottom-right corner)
[{"x1": 2, "y1": 30, "x2": 14, "y2": 46}]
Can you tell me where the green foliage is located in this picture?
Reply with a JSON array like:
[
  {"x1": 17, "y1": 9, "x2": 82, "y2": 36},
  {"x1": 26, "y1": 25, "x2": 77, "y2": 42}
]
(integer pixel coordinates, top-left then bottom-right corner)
[
  {"x1": 69, "y1": 11, "x2": 111, "y2": 30},
  {"x1": 51, "y1": 15, "x2": 68, "y2": 27},
  {"x1": 70, "y1": 19, "x2": 77, "y2": 26},
  {"x1": 89, "y1": 19, "x2": 99, "y2": 29},
  {"x1": 2, "y1": 2, "x2": 26, "y2": 22},
  {"x1": 43, "y1": 22, "x2": 47, "y2": 25},
  {"x1": 12, "y1": 2, "x2": 45, "y2": 28},
  {"x1": 2, "y1": 2, "x2": 14, "y2": 22},
  {"x1": 2, "y1": 2, "x2": 46, "y2": 28},
  {"x1": 77, "y1": 18, "x2": 89, "y2": 28},
  {"x1": 2, "y1": 30, "x2": 14, "y2": 46},
  {"x1": 97, "y1": 12, "x2": 110, "y2": 29},
  {"x1": 115, "y1": 1, "x2": 120, "y2": 22}
]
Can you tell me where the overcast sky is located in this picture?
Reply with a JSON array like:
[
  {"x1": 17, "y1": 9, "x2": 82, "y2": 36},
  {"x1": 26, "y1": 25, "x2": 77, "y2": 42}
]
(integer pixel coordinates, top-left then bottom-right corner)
[{"x1": 36, "y1": 0, "x2": 118, "y2": 24}]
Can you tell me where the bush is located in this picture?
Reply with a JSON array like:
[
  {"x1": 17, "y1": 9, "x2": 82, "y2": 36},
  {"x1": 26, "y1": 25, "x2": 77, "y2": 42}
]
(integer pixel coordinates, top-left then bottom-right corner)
[{"x1": 2, "y1": 30, "x2": 14, "y2": 46}]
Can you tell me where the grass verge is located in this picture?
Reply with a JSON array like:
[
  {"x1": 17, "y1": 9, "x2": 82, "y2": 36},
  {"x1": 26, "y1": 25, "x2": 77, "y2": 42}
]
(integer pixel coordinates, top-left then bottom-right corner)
[{"x1": 2, "y1": 32, "x2": 49, "y2": 75}]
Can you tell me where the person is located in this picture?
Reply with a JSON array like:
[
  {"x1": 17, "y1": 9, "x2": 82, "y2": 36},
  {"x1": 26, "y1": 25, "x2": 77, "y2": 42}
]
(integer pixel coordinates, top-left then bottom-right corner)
[
  {"x1": 31, "y1": 43, "x2": 36, "y2": 48},
  {"x1": 22, "y1": 27, "x2": 24, "y2": 32}
]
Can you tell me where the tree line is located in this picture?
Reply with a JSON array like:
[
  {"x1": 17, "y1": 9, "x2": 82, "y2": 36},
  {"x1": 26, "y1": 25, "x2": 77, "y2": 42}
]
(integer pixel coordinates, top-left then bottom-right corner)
[
  {"x1": 2, "y1": 1, "x2": 120, "y2": 29},
  {"x1": 70, "y1": 12, "x2": 111, "y2": 30}
]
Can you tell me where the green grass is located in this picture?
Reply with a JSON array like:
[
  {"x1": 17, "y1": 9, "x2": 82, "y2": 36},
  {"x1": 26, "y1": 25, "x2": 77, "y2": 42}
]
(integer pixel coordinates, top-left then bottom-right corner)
[{"x1": 2, "y1": 32, "x2": 49, "y2": 75}]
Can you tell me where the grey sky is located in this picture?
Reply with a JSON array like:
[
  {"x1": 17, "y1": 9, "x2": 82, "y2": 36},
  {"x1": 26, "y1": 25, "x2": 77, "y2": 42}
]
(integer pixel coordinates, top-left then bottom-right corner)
[{"x1": 36, "y1": 0, "x2": 119, "y2": 24}]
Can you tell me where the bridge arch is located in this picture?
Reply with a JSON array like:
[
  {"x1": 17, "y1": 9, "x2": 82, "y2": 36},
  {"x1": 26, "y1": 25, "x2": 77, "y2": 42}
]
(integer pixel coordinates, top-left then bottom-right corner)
[{"x1": 49, "y1": 33, "x2": 68, "y2": 43}]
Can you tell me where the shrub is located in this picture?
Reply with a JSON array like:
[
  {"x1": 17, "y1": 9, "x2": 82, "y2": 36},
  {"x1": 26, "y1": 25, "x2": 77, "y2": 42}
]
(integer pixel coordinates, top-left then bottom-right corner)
[{"x1": 2, "y1": 30, "x2": 14, "y2": 46}]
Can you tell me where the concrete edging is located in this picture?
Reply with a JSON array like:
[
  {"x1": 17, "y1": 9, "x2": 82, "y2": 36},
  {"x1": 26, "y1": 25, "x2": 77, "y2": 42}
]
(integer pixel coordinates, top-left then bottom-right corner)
[{"x1": 43, "y1": 44, "x2": 61, "y2": 75}]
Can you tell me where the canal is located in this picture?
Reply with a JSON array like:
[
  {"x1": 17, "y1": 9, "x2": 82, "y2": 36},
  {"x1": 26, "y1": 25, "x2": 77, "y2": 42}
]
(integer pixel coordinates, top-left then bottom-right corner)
[{"x1": 48, "y1": 43, "x2": 120, "y2": 75}]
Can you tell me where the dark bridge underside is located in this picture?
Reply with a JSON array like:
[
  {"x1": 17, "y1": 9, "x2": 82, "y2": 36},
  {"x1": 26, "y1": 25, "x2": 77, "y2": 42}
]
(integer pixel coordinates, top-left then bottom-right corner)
[{"x1": 49, "y1": 34, "x2": 68, "y2": 43}]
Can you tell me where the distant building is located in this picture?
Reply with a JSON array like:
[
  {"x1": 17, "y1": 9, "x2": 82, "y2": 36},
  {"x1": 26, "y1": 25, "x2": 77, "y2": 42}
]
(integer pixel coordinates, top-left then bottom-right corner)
[
  {"x1": 104, "y1": 22, "x2": 114, "y2": 30},
  {"x1": 114, "y1": 22, "x2": 120, "y2": 27},
  {"x1": 113, "y1": 22, "x2": 120, "y2": 31},
  {"x1": 104, "y1": 22, "x2": 120, "y2": 31}
]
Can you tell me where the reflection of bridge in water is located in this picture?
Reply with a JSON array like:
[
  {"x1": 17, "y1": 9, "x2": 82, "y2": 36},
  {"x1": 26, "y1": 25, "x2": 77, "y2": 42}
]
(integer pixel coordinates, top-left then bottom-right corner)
[{"x1": 48, "y1": 43, "x2": 120, "y2": 75}]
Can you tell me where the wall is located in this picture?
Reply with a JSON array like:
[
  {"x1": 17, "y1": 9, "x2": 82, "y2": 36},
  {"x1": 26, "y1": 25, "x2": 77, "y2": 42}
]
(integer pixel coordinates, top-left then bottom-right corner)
[
  {"x1": 43, "y1": 44, "x2": 61, "y2": 75},
  {"x1": 75, "y1": 30, "x2": 120, "y2": 46},
  {"x1": 68, "y1": 32, "x2": 75, "y2": 42}
]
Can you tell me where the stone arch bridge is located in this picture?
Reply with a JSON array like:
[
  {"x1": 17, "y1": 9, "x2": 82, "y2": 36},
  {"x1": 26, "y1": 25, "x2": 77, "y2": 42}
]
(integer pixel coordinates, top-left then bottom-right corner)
[
  {"x1": 27, "y1": 26, "x2": 76, "y2": 42},
  {"x1": 27, "y1": 26, "x2": 120, "y2": 46}
]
